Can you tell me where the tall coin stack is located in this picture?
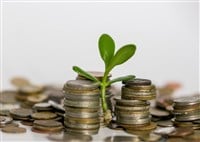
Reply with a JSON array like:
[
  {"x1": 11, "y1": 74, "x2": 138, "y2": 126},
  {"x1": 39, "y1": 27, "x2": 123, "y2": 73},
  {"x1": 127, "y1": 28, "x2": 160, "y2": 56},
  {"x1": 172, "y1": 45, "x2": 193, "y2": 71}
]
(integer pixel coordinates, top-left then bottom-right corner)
[
  {"x1": 115, "y1": 78, "x2": 157, "y2": 132},
  {"x1": 172, "y1": 96, "x2": 200, "y2": 130},
  {"x1": 76, "y1": 71, "x2": 113, "y2": 127},
  {"x1": 63, "y1": 80, "x2": 100, "y2": 135}
]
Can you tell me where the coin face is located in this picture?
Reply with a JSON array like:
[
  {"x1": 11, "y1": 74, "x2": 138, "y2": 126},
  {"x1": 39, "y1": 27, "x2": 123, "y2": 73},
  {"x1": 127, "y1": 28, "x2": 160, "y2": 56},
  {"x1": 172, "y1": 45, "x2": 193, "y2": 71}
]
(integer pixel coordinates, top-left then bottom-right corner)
[
  {"x1": 34, "y1": 120, "x2": 62, "y2": 127},
  {"x1": 10, "y1": 77, "x2": 30, "y2": 87},
  {"x1": 31, "y1": 112, "x2": 57, "y2": 120},
  {"x1": 150, "y1": 107, "x2": 170, "y2": 117},
  {"x1": 10, "y1": 108, "x2": 32, "y2": 118},
  {"x1": 174, "y1": 96, "x2": 200, "y2": 106},
  {"x1": 2, "y1": 126, "x2": 26, "y2": 133},
  {"x1": 123, "y1": 78, "x2": 152, "y2": 86}
]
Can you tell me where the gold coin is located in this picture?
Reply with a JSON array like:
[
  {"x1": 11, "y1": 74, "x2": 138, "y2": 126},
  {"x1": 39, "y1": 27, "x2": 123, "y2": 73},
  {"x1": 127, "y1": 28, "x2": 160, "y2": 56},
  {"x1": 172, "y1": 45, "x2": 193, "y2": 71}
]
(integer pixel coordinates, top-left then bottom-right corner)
[
  {"x1": 27, "y1": 94, "x2": 48, "y2": 104},
  {"x1": 125, "y1": 122, "x2": 157, "y2": 131},
  {"x1": 2, "y1": 126, "x2": 26, "y2": 133}
]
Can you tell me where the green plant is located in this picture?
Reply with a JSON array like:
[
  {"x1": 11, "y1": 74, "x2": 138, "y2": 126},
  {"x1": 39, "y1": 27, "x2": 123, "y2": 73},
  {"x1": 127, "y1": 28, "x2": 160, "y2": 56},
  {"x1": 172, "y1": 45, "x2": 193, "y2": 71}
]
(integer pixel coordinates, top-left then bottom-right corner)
[{"x1": 73, "y1": 34, "x2": 136, "y2": 123}]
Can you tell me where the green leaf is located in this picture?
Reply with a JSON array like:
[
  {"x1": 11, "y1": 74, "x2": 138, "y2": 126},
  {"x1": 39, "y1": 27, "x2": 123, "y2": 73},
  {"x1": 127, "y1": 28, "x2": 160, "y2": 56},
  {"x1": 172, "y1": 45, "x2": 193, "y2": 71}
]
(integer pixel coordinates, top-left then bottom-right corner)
[
  {"x1": 72, "y1": 66, "x2": 100, "y2": 83},
  {"x1": 107, "y1": 75, "x2": 135, "y2": 86},
  {"x1": 106, "y1": 44, "x2": 136, "y2": 72},
  {"x1": 98, "y1": 34, "x2": 115, "y2": 67}
]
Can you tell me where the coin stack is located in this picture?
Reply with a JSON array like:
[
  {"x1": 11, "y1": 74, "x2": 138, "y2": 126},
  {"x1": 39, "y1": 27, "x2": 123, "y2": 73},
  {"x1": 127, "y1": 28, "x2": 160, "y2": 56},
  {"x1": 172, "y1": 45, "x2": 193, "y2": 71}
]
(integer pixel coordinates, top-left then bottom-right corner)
[
  {"x1": 116, "y1": 78, "x2": 157, "y2": 131},
  {"x1": 172, "y1": 96, "x2": 200, "y2": 130},
  {"x1": 63, "y1": 80, "x2": 100, "y2": 135},
  {"x1": 76, "y1": 71, "x2": 114, "y2": 127}
]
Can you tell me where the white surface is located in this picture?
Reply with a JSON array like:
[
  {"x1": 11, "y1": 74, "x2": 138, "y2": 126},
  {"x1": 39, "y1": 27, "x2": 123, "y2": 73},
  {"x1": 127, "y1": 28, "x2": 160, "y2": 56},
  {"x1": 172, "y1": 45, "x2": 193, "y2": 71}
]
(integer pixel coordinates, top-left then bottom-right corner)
[{"x1": 0, "y1": 1, "x2": 199, "y2": 142}]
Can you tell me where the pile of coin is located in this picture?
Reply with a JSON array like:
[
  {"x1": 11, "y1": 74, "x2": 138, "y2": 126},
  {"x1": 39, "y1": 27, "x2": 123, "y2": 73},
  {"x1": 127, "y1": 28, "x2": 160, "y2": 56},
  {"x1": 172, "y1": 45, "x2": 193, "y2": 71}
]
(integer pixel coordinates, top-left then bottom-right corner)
[
  {"x1": 63, "y1": 80, "x2": 100, "y2": 135},
  {"x1": 115, "y1": 78, "x2": 157, "y2": 131},
  {"x1": 76, "y1": 71, "x2": 114, "y2": 127},
  {"x1": 172, "y1": 96, "x2": 200, "y2": 130}
]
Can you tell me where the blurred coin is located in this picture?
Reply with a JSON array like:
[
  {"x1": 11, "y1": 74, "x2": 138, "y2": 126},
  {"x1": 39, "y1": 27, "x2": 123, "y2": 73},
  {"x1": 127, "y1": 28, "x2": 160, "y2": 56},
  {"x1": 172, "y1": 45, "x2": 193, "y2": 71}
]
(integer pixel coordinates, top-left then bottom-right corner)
[
  {"x1": 117, "y1": 116, "x2": 151, "y2": 125},
  {"x1": 139, "y1": 133, "x2": 162, "y2": 142},
  {"x1": 168, "y1": 127, "x2": 194, "y2": 137},
  {"x1": 48, "y1": 132, "x2": 92, "y2": 142},
  {"x1": 115, "y1": 105, "x2": 150, "y2": 112},
  {"x1": 10, "y1": 108, "x2": 32, "y2": 118},
  {"x1": 104, "y1": 136, "x2": 140, "y2": 142},
  {"x1": 65, "y1": 128, "x2": 99, "y2": 135},
  {"x1": 150, "y1": 107, "x2": 170, "y2": 118},
  {"x1": 122, "y1": 78, "x2": 151, "y2": 86},
  {"x1": 31, "y1": 112, "x2": 57, "y2": 120},
  {"x1": 0, "y1": 91, "x2": 18, "y2": 104},
  {"x1": 157, "y1": 120, "x2": 173, "y2": 127},
  {"x1": 33, "y1": 102, "x2": 53, "y2": 111},
  {"x1": 48, "y1": 100, "x2": 65, "y2": 112},
  {"x1": 174, "y1": 96, "x2": 200, "y2": 106},
  {"x1": 19, "y1": 84, "x2": 43, "y2": 94},
  {"x1": 0, "y1": 116, "x2": 13, "y2": 125},
  {"x1": 125, "y1": 122, "x2": 157, "y2": 131},
  {"x1": 34, "y1": 120, "x2": 62, "y2": 127},
  {"x1": 64, "y1": 99, "x2": 99, "y2": 108},
  {"x1": 0, "y1": 122, "x2": 19, "y2": 128},
  {"x1": 11, "y1": 77, "x2": 30, "y2": 87},
  {"x1": 27, "y1": 94, "x2": 48, "y2": 104},
  {"x1": 115, "y1": 99, "x2": 149, "y2": 106},
  {"x1": 21, "y1": 121, "x2": 33, "y2": 126},
  {"x1": 64, "y1": 121, "x2": 99, "y2": 129},
  {"x1": 2, "y1": 126, "x2": 26, "y2": 133},
  {"x1": 65, "y1": 116, "x2": 99, "y2": 124},
  {"x1": 64, "y1": 80, "x2": 99, "y2": 91}
]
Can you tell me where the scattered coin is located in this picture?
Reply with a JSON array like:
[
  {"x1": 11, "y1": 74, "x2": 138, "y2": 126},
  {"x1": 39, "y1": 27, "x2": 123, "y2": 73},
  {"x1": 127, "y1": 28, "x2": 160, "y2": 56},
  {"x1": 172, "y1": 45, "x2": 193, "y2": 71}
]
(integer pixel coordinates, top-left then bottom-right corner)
[
  {"x1": 2, "y1": 126, "x2": 26, "y2": 133},
  {"x1": 31, "y1": 112, "x2": 57, "y2": 120},
  {"x1": 10, "y1": 108, "x2": 32, "y2": 119}
]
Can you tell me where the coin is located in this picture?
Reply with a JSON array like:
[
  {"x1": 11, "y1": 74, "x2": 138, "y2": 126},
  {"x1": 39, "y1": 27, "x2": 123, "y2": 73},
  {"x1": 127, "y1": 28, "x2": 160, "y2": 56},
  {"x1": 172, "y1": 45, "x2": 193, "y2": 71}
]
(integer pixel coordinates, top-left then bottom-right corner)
[
  {"x1": 48, "y1": 100, "x2": 65, "y2": 112},
  {"x1": 115, "y1": 105, "x2": 150, "y2": 112},
  {"x1": 64, "y1": 93, "x2": 99, "y2": 101},
  {"x1": 125, "y1": 122, "x2": 157, "y2": 131},
  {"x1": 21, "y1": 121, "x2": 33, "y2": 126},
  {"x1": 10, "y1": 108, "x2": 32, "y2": 118},
  {"x1": 157, "y1": 120, "x2": 173, "y2": 127},
  {"x1": 19, "y1": 84, "x2": 43, "y2": 94},
  {"x1": 65, "y1": 110, "x2": 99, "y2": 118},
  {"x1": 174, "y1": 96, "x2": 200, "y2": 106},
  {"x1": 64, "y1": 121, "x2": 99, "y2": 129},
  {"x1": 10, "y1": 77, "x2": 30, "y2": 87},
  {"x1": 139, "y1": 133, "x2": 162, "y2": 142},
  {"x1": 65, "y1": 116, "x2": 99, "y2": 124},
  {"x1": 63, "y1": 88, "x2": 100, "y2": 96},
  {"x1": 122, "y1": 78, "x2": 152, "y2": 86},
  {"x1": 150, "y1": 107, "x2": 170, "y2": 118},
  {"x1": 33, "y1": 102, "x2": 53, "y2": 111},
  {"x1": 31, "y1": 112, "x2": 57, "y2": 120},
  {"x1": 34, "y1": 120, "x2": 62, "y2": 127},
  {"x1": 27, "y1": 94, "x2": 48, "y2": 104},
  {"x1": 168, "y1": 127, "x2": 194, "y2": 137},
  {"x1": 2, "y1": 126, "x2": 26, "y2": 133},
  {"x1": 104, "y1": 136, "x2": 140, "y2": 142},
  {"x1": 115, "y1": 110, "x2": 150, "y2": 119},
  {"x1": 115, "y1": 99, "x2": 150, "y2": 106},
  {"x1": 0, "y1": 116, "x2": 13, "y2": 125},
  {"x1": 64, "y1": 99, "x2": 99, "y2": 108},
  {"x1": 0, "y1": 91, "x2": 18, "y2": 104},
  {"x1": 0, "y1": 122, "x2": 19, "y2": 128},
  {"x1": 64, "y1": 80, "x2": 99, "y2": 91},
  {"x1": 154, "y1": 127, "x2": 176, "y2": 135},
  {"x1": 65, "y1": 128, "x2": 99, "y2": 135},
  {"x1": 117, "y1": 116, "x2": 151, "y2": 125}
]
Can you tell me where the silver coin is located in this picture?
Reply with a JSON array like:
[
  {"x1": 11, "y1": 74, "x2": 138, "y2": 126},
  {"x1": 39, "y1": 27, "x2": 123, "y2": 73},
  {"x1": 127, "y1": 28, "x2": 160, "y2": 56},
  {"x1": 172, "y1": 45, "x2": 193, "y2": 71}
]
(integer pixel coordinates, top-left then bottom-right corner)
[
  {"x1": 122, "y1": 86, "x2": 156, "y2": 96},
  {"x1": 115, "y1": 111, "x2": 150, "y2": 118},
  {"x1": 65, "y1": 111, "x2": 99, "y2": 118},
  {"x1": 64, "y1": 93, "x2": 99, "y2": 101},
  {"x1": 64, "y1": 80, "x2": 99, "y2": 91},
  {"x1": 115, "y1": 99, "x2": 150, "y2": 106},
  {"x1": 116, "y1": 116, "x2": 151, "y2": 125},
  {"x1": 115, "y1": 105, "x2": 150, "y2": 112},
  {"x1": 65, "y1": 128, "x2": 99, "y2": 135},
  {"x1": 174, "y1": 96, "x2": 200, "y2": 106},
  {"x1": 154, "y1": 127, "x2": 175, "y2": 135},
  {"x1": 64, "y1": 121, "x2": 99, "y2": 129},
  {"x1": 122, "y1": 78, "x2": 152, "y2": 86}
]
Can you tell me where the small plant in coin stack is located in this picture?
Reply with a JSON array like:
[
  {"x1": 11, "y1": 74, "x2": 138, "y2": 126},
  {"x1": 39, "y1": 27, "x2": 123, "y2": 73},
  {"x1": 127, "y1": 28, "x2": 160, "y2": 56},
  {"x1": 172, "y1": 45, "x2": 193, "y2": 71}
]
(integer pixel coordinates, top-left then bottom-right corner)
[{"x1": 73, "y1": 34, "x2": 136, "y2": 124}]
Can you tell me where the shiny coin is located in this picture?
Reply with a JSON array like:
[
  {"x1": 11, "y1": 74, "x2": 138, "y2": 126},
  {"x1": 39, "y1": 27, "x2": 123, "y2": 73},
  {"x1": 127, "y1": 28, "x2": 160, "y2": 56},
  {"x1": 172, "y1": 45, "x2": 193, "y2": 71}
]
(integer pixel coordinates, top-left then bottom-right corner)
[
  {"x1": 10, "y1": 77, "x2": 30, "y2": 87},
  {"x1": 168, "y1": 127, "x2": 194, "y2": 137},
  {"x1": 64, "y1": 80, "x2": 99, "y2": 91},
  {"x1": 122, "y1": 78, "x2": 152, "y2": 86},
  {"x1": 64, "y1": 93, "x2": 99, "y2": 101},
  {"x1": 104, "y1": 136, "x2": 140, "y2": 142},
  {"x1": 154, "y1": 127, "x2": 175, "y2": 135},
  {"x1": 150, "y1": 107, "x2": 170, "y2": 118},
  {"x1": 115, "y1": 110, "x2": 150, "y2": 119},
  {"x1": 65, "y1": 116, "x2": 99, "y2": 124},
  {"x1": 174, "y1": 96, "x2": 200, "y2": 106},
  {"x1": 2, "y1": 126, "x2": 26, "y2": 133},
  {"x1": 64, "y1": 121, "x2": 99, "y2": 129},
  {"x1": 33, "y1": 102, "x2": 52, "y2": 111},
  {"x1": 31, "y1": 111, "x2": 57, "y2": 120},
  {"x1": 0, "y1": 91, "x2": 18, "y2": 104},
  {"x1": 10, "y1": 108, "x2": 32, "y2": 118}
]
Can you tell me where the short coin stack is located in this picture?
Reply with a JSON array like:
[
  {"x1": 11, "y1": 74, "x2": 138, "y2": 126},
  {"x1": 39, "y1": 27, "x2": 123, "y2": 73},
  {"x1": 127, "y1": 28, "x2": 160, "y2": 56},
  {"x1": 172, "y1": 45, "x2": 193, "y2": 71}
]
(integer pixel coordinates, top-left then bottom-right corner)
[
  {"x1": 172, "y1": 96, "x2": 200, "y2": 130},
  {"x1": 63, "y1": 80, "x2": 100, "y2": 135},
  {"x1": 116, "y1": 78, "x2": 157, "y2": 131}
]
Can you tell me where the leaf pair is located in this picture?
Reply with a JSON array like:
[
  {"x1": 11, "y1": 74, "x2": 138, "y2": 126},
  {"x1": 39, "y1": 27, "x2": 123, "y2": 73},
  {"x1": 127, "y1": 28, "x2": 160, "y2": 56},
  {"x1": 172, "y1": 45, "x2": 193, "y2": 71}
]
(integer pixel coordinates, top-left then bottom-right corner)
[{"x1": 99, "y1": 34, "x2": 136, "y2": 73}]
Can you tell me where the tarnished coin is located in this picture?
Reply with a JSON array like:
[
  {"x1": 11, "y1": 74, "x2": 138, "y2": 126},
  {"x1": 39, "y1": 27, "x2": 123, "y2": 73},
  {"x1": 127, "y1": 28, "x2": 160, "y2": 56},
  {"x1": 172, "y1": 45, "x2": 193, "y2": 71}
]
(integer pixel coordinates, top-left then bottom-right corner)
[
  {"x1": 64, "y1": 121, "x2": 99, "y2": 129},
  {"x1": 34, "y1": 120, "x2": 62, "y2": 127},
  {"x1": 168, "y1": 127, "x2": 194, "y2": 137},
  {"x1": 31, "y1": 112, "x2": 57, "y2": 120},
  {"x1": 10, "y1": 108, "x2": 32, "y2": 118},
  {"x1": 64, "y1": 88, "x2": 100, "y2": 96},
  {"x1": 0, "y1": 91, "x2": 18, "y2": 104},
  {"x1": 64, "y1": 80, "x2": 99, "y2": 91},
  {"x1": 123, "y1": 78, "x2": 152, "y2": 86},
  {"x1": 104, "y1": 136, "x2": 140, "y2": 142},
  {"x1": 21, "y1": 121, "x2": 33, "y2": 126},
  {"x1": 65, "y1": 116, "x2": 99, "y2": 124},
  {"x1": 0, "y1": 122, "x2": 19, "y2": 128},
  {"x1": 157, "y1": 120, "x2": 173, "y2": 127},
  {"x1": 2, "y1": 126, "x2": 26, "y2": 133},
  {"x1": 117, "y1": 116, "x2": 151, "y2": 125},
  {"x1": 10, "y1": 77, "x2": 30, "y2": 87},
  {"x1": 19, "y1": 84, "x2": 43, "y2": 94}
]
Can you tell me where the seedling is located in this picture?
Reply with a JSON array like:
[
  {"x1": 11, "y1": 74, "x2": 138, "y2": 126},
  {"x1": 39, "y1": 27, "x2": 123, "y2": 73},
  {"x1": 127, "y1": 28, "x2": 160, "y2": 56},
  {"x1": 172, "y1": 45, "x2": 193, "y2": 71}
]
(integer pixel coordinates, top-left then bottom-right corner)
[{"x1": 73, "y1": 34, "x2": 136, "y2": 123}]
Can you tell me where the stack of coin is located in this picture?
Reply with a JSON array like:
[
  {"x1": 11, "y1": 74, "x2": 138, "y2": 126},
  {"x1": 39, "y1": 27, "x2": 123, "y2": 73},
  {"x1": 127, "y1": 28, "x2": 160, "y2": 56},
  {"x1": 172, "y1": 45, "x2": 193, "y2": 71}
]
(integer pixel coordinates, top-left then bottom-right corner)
[
  {"x1": 116, "y1": 78, "x2": 157, "y2": 131},
  {"x1": 63, "y1": 80, "x2": 100, "y2": 135},
  {"x1": 76, "y1": 71, "x2": 114, "y2": 127},
  {"x1": 172, "y1": 96, "x2": 200, "y2": 129}
]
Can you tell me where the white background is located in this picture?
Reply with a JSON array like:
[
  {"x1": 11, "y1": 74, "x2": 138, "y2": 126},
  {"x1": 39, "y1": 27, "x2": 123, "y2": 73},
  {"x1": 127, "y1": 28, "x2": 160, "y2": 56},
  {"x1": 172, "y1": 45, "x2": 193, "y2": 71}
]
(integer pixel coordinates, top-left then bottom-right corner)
[{"x1": 1, "y1": 1, "x2": 199, "y2": 95}]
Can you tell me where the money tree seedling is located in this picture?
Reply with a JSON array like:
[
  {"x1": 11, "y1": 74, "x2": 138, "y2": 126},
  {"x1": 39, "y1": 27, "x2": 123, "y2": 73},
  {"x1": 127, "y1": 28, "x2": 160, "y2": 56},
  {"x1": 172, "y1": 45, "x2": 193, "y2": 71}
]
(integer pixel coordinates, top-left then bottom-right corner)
[{"x1": 73, "y1": 34, "x2": 136, "y2": 123}]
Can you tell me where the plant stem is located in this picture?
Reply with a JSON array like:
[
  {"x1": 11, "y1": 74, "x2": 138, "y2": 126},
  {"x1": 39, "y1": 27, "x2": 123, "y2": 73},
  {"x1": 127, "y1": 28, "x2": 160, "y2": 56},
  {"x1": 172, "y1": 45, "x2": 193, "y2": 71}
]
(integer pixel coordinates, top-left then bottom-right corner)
[{"x1": 100, "y1": 84, "x2": 107, "y2": 112}]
